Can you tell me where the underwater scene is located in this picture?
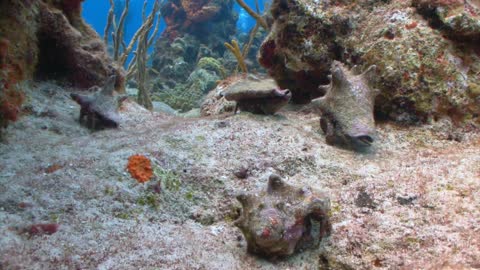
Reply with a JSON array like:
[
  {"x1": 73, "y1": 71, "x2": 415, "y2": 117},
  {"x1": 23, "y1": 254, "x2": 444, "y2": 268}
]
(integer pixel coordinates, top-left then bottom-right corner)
[{"x1": 0, "y1": 0, "x2": 479, "y2": 269}]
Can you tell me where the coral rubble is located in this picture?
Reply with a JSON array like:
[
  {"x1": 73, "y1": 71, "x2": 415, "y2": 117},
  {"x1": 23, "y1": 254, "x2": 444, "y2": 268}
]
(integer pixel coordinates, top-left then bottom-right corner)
[{"x1": 235, "y1": 174, "x2": 331, "y2": 258}]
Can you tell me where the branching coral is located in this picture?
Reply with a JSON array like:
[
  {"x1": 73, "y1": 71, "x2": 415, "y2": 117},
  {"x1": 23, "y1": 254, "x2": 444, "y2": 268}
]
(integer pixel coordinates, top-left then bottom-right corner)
[
  {"x1": 105, "y1": 0, "x2": 161, "y2": 70},
  {"x1": 104, "y1": 0, "x2": 161, "y2": 110},
  {"x1": 225, "y1": 40, "x2": 248, "y2": 74},
  {"x1": 235, "y1": 0, "x2": 268, "y2": 29},
  {"x1": 231, "y1": 0, "x2": 269, "y2": 74},
  {"x1": 127, "y1": 154, "x2": 153, "y2": 183}
]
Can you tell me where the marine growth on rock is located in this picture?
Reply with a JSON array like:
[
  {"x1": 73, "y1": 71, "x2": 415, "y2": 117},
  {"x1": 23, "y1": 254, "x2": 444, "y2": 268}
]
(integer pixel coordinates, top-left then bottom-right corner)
[
  {"x1": 311, "y1": 61, "x2": 379, "y2": 150},
  {"x1": 234, "y1": 174, "x2": 331, "y2": 258},
  {"x1": 258, "y1": 0, "x2": 480, "y2": 123}
]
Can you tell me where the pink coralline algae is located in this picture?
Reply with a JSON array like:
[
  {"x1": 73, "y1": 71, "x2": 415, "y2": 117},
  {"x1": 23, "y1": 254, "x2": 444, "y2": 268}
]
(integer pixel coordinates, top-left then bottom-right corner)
[{"x1": 25, "y1": 223, "x2": 60, "y2": 236}]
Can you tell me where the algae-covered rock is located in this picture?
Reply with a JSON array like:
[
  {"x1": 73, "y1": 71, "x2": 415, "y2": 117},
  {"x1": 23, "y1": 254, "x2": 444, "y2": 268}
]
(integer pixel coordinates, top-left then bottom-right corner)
[
  {"x1": 259, "y1": 0, "x2": 480, "y2": 123},
  {"x1": 200, "y1": 75, "x2": 292, "y2": 116},
  {"x1": 197, "y1": 57, "x2": 226, "y2": 78},
  {"x1": 413, "y1": 0, "x2": 480, "y2": 39},
  {"x1": 0, "y1": 0, "x2": 124, "y2": 90},
  {"x1": 152, "y1": 101, "x2": 178, "y2": 115},
  {"x1": 156, "y1": 68, "x2": 220, "y2": 112}
]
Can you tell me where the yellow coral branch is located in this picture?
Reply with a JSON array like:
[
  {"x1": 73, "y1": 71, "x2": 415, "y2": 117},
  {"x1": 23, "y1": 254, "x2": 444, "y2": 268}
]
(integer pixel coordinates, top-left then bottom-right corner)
[
  {"x1": 235, "y1": 0, "x2": 268, "y2": 29},
  {"x1": 225, "y1": 40, "x2": 248, "y2": 74}
]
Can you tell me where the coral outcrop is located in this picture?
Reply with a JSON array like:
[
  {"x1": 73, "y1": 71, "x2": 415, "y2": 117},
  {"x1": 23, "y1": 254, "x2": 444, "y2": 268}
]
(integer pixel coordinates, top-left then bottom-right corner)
[
  {"x1": 0, "y1": 0, "x2": 124, "y2": 90},
  {"x1": 413, "y1": 0, "x2": 480, "y2": 39},
  {"x1": 311, "y1": 61, "x2": 379, "y2": 150},
  {"x1": 70, "y1": 76, "x2": 127, "y2": 130},
  {"x1": 259, "y1": 0, "x2": 480, "y2": 123},
  {"x1": 235, "y1": 174, "x2": 331, "y2": 258},
  {"x1": 0, "y1": 0, "x2": 124, "y2": 128},
  {"x1": 222, "y1": 77, "x2": 291, "y2": 114}
]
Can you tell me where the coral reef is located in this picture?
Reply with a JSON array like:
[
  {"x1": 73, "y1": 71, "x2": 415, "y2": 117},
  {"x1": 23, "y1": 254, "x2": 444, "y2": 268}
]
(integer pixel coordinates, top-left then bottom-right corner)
[
  {"x1": 151, "y1": 0, "x2": 244, "y2": 111},
  {"x1": 151, "y1": 0, "x2": 272, "y2": 112},
  {"x1": 156, "y1": 66, "x2": 222, "y2": 112},
  {"x1": 70, "y1": 76, "x2": 127, "y2": 130},
  {"x1": 222, "y1": 77, "x2": 291, "y2": 114},
  {"x1": 234, "y1": 174, "x2": 331, "y2": 258},
  {"x1": 258, "y1": 0, "x2": 480, "y2": 123},
  {"x1": 127, "y1": 154, "x2": 153, "y2": 183},
  {"x1": 0, "y1": 0, "x2": 124, "y2": 91},
  {"x1": 310, "y1": 61, "x2": 379, "y2": 150},
  {"x1": 197, "y1": 57, "x2": 227, "y2": 78},
  {"x1": 161, "y1": 0, "x2": 234, "y2": 41}
]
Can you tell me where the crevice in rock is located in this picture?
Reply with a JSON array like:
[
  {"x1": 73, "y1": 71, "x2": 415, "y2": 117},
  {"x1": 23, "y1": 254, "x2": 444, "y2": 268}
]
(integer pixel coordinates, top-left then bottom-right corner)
[{"x1": 35, "y1": 33, "x2": 70, "y2": 83}]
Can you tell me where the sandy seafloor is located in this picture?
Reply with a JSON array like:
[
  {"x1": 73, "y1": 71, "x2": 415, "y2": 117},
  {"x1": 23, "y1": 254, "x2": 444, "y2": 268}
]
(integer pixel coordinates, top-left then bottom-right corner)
[{"x1": 0, "y1": 83, "x2": 479, "y2": 269}]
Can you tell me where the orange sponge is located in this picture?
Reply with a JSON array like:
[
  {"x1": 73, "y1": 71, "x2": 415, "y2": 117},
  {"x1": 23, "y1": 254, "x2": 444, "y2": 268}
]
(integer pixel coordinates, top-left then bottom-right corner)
[{"x1": 127, "y1": 154, "x2": 153, "y2": 183}]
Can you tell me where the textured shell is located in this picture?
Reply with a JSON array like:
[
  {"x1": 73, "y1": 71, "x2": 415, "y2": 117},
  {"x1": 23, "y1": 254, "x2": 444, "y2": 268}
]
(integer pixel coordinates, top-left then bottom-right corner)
[
  {"x1": 234, "y1": 174, "x2": 331, "y2": 258},
  {"x1": 91, "y1": 92, "x2": 121, "y2": 120},
  {"x1": 223, "y1": 79, "x2": 280, "y2": 101}
]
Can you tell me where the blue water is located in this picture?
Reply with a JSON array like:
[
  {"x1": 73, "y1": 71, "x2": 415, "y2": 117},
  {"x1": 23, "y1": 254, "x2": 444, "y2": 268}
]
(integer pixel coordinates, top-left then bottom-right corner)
[
  {"x1": 82, "y1": 0, "x2": 165, "y2": 66},
  {"x1": 82, "y1": 0, "x2": 269, "y2": 64},
  {"x1": 234, "y1": 0, "x2": 270, "y2": 33}
]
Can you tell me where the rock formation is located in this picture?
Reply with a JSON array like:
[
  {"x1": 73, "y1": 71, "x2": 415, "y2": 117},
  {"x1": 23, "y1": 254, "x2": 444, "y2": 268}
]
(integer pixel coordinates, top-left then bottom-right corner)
[
  {"x1": 0, "y1": 0, "x2": 124, "y2": 90},
  {"x1": 0, "y1": 0, "x2": 124, "y2": 129},
  {"x1": 258, "y1": 0, "x2": 480, "y2": 123}
]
